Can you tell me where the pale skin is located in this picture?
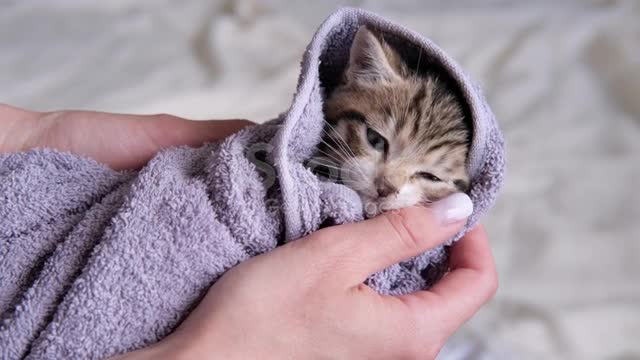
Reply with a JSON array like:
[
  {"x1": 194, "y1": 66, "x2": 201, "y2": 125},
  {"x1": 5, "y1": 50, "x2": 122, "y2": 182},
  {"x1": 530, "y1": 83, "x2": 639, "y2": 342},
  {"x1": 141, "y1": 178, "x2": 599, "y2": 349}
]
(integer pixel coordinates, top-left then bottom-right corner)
[{"x1": 0, "y1": 103, "x2": 498, "y2": 359}]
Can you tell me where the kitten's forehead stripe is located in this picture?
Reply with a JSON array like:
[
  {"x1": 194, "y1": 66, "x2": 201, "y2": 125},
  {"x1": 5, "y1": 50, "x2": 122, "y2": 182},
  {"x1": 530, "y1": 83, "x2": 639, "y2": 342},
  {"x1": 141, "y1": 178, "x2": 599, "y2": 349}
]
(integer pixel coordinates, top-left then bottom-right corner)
[
  {"x1": 383, "y1": 105, "x2": 392, "y2": 117},
  {"x1": 427, "y1": 139, "x2": 467, "y2": 154},
  {"x1": 410, "y1": 83, "x2": 426, "y2": 112},
  {"x1": 345, "y1": 122, "x2": 365, "y2": 157},
  {"x1": 338, "y1": 110, "x2": 368, "y2": 123},
  {"x1": 411, "y1": 107, "x2": 422, "y2": 137}
]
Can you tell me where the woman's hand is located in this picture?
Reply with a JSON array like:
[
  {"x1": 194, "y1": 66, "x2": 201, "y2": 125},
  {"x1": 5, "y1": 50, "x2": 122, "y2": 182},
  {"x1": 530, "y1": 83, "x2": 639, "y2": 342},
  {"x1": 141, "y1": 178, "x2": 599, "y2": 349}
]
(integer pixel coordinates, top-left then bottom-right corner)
[
  {"x1": 1, "y1": 104, "x2": 496, "y2": 358},
  {"x1": 0, "y1": 103, "x2": 252, "y2": 169},
  {"x1": 117, "y1": 194, "x2": 497, "y2": 360}
]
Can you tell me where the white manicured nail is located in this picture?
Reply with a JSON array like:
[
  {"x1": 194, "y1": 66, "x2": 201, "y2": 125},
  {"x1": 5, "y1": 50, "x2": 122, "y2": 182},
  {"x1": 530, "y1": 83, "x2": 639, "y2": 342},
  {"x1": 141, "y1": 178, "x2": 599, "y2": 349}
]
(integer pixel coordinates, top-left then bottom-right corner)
[{"x1": 429, "y1": 193, "x2": 473, "y2": 225}]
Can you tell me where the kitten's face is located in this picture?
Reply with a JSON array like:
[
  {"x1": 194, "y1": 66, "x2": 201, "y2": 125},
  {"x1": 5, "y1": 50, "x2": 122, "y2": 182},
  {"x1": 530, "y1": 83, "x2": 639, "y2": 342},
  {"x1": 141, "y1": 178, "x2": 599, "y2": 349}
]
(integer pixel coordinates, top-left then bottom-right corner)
[{"x1": 321, "y1": 26, "x2": 471, "y2": 216}]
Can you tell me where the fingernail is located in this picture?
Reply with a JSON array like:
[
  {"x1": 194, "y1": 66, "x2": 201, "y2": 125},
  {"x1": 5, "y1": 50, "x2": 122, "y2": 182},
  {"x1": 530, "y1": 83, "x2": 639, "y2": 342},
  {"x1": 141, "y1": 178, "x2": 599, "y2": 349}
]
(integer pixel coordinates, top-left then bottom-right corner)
[{"x1": 429, "y1": 193, "x2": 473, "y2": 225}]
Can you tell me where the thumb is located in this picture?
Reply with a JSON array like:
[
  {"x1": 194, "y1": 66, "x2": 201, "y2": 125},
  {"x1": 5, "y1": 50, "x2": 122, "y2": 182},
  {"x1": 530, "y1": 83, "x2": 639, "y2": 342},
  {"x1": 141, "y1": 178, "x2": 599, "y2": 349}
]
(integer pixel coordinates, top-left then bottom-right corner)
[{"x1": 304, "y1": 193, "x2": 474, "y2": 284}]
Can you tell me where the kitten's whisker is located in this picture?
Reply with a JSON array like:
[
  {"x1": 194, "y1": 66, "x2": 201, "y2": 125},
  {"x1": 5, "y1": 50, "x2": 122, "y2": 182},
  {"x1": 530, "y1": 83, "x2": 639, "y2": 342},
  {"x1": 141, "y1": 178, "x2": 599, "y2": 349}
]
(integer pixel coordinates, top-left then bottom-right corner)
[
  {"x1": 309, "y1": 156, "x2": 362, "y2": 186},
  {"x1": 322, "y1": 122, "x2": 355, "y2": 158},
  {"x1": 317, "y1": 139, "x2": 352, "y2": 165},
  {"x1": 317, "y1": 140, "x2": 366, "y2": 179},
  {"x1": 312, "y1": 160, "x2": 360, "y2": 177},
  {"x1": 420, "y1": 197, "x2": 434, "y2": 205},
  {"x1": 321, "y1": 126, "x2": 363, "y2": 169},
  {"x1": 321, "y1": 122, "x2": 358, "y2": 159},
  {"x1": 318, "y1": 133, "x2": 368, "y2": 179},
  {"x1": 320, "y1": 126, "x2": 368, "y2": 179}
]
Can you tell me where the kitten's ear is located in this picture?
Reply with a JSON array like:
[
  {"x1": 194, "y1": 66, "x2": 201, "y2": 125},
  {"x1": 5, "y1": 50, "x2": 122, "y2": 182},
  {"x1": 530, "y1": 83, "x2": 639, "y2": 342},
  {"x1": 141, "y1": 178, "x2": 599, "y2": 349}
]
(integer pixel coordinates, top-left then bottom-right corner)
[{"x1": 346, "y1": 26, "x2": 402, "y2": 84}]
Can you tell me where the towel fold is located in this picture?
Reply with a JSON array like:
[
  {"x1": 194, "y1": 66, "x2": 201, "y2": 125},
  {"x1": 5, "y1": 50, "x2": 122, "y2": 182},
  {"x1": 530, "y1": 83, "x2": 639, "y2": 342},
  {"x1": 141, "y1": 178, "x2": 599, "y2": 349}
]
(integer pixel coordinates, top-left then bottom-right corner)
[{"x1": 0, "y1": 8, "x2": 505, "y2": 359}]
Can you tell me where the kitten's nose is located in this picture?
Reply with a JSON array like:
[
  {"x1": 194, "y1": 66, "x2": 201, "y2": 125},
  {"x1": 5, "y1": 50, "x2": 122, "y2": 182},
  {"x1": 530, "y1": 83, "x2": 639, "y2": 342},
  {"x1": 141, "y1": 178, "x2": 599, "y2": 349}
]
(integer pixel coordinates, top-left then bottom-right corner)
[{"x1": 376, "y1": 183, "x2": 397, "y2": 198}]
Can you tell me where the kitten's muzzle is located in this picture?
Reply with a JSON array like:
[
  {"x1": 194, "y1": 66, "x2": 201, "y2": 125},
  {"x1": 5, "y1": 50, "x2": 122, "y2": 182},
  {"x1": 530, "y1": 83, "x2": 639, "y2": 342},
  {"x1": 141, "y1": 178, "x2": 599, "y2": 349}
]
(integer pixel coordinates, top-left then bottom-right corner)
[{"x1": 376, "y1": 182, "x2": 398, "y2": 198}]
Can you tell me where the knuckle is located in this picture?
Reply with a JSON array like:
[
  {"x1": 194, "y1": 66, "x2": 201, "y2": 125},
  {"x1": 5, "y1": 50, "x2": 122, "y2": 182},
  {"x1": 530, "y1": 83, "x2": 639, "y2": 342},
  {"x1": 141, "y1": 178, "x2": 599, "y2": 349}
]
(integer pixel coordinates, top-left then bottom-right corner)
[
  {"x1": 401, "y1": 346, "x2": 421, "y2": 360},
  {"x1": 401, "y1": 336, "x2": 439, "y2": 360},
  {"x1": 308, "y1": 227, "x2": 343, "y2": 258},
  {"x1": 484, "y1": 268, "x2": 499, "y2": 299},
  {"x1": 426, "y1": 339, "x2": 446, "y2": 359},
  {"x1": 406, "y1": 336, "x2": 426, "y2": 358},
  {"x1": 41, "y1": 110, "x2": 68, "y2": 123},
  {"x1": 293, "y1": 230, "x2": 346, "y2": 278},
  {"x1": 152, "y1": 113, "x2": 181, "y2": 122},
  {"x1": 382, "y1": 208, "x2": 422, "y2": 251},
  {"x1": 407, "y1": 332, "x2": 446, "y2": 359},
  {"x1": 396, "y1": 296, "x2": 446, "y2": 359},
  {"x1": 393, "y1": 306, "x2": 424, "y2": 358}
]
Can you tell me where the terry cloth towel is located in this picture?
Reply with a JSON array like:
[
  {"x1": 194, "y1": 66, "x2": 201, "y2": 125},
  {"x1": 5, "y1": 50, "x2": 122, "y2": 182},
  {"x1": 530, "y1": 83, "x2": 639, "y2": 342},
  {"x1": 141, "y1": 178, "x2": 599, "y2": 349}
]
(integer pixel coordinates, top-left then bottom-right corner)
[{"x1": 0, "y1": 7, "x2": 505, "y2": 359}]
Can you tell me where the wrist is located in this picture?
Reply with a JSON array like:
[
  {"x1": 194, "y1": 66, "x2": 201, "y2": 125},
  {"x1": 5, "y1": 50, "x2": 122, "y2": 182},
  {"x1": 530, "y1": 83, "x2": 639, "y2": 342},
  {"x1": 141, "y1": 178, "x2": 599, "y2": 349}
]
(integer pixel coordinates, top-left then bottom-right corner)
[{"x1": 0, "y1": 104, "x2": 45, "y2": 153}]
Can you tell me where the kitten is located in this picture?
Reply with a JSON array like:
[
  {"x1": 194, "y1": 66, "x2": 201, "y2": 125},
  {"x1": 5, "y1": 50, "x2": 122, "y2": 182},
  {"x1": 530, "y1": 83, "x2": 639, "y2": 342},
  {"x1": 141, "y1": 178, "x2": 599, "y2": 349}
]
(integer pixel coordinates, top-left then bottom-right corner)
[{"x1": 318, "y1": 26, "x2": 471, "y2": 217}]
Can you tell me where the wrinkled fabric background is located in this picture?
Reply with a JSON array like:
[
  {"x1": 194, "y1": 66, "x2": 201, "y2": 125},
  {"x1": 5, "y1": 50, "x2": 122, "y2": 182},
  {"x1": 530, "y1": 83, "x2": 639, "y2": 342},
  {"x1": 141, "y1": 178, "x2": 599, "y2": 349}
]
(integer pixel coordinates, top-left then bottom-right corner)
[{"x1": 1, "y1": 1, "x2": 639, "y2": 359}]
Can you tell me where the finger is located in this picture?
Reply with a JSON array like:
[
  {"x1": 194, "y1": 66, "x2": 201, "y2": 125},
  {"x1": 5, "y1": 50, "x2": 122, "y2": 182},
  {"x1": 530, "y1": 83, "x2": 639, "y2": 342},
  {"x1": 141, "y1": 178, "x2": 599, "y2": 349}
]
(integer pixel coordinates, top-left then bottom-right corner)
[
  {"x1": 143, "y1": 115, "x2": 255, "y2": 148},
  {"x1": 300, "y1": 193, "x2": 473, "y2": 284},
  {"x1": 136, "y1": 117, "x2": 253, "y2": 170},
  {"x1": 399, "y1": 225, "x2": 498, "y2": 337},
  {"x1": 55, "y1": 111, "x2": 252, "y2": 170}
]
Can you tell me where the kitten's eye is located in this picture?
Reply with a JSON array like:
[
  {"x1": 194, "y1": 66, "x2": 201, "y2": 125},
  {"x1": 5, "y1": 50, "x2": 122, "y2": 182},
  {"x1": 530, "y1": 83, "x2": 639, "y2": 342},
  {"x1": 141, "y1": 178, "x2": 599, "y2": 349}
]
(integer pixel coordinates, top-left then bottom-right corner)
[
  {"x1": 366, "y1": 127, "x2": 388, "y2": 153},
  {"x1": 416, "y1": 172, "x2": 442, "y2": 182}
]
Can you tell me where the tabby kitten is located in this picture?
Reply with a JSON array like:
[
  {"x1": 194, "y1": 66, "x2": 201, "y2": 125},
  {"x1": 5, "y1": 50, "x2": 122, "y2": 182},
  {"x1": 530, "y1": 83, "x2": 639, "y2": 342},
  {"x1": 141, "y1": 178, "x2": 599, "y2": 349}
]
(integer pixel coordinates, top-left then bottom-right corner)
[{"x1": 319, "y1": 26, "x2": 471, "y2": 216}]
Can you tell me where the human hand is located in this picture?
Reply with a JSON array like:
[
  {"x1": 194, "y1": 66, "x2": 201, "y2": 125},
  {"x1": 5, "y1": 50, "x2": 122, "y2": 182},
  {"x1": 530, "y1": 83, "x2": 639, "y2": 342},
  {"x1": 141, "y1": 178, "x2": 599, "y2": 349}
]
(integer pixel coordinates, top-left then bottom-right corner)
[
  {"x1": 116, "y1": 193, "x2": 497, "y2": 360},
  {"x1": 0, "y1": 103, "x2": 252, "y2": 170}
]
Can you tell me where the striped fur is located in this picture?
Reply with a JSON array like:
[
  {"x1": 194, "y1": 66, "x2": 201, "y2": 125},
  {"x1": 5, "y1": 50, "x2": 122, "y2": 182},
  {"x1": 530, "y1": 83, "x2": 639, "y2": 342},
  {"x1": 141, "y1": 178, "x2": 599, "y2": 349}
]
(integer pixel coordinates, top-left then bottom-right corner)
[{"x1": 318, "y1": 26, "x2": 471, "y2": 216}]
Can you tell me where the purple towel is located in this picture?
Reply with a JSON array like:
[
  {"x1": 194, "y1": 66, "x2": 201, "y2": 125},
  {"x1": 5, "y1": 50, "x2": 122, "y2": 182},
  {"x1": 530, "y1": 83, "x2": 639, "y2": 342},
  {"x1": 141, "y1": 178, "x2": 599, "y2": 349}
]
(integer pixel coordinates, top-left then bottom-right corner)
[{"x1": 0, "y1": 8, "x2": 505, "y2": 359}]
